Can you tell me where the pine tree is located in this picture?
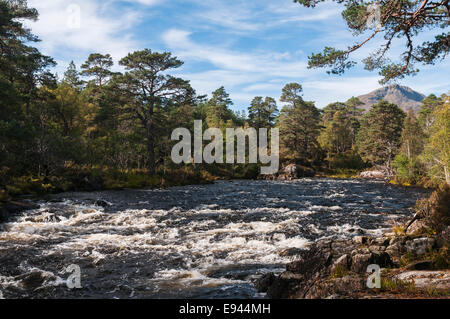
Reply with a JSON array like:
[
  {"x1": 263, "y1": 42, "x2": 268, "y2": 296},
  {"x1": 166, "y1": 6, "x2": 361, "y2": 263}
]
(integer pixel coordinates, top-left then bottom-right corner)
[
  {"x1": 357, "y1": 100, "x2": 405, "y2": 173},
  {"x1": 248, "y1": 96, "x2": 278, "y2": 129},
  {"x1": 277, "y1": 83, "x2": 322, "y2": 164}
]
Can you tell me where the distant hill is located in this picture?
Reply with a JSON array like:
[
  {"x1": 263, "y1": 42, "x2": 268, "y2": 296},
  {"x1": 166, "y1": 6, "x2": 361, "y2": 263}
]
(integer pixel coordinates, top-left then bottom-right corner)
[{"x1": 357, "y1": 84, "x2": 425, "y2": 113}]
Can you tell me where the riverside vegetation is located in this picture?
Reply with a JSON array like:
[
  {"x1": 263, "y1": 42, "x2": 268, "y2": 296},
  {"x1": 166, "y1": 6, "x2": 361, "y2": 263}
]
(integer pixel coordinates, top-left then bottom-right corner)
[{"x1": 1, "y1": 1, "x2": 449, "y2": 202}]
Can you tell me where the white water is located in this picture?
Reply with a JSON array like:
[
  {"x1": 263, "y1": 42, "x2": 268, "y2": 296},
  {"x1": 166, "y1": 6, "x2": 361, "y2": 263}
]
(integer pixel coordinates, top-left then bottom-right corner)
[{"x1": 0, "y1": 179, "x2": 428, "y2": 298}]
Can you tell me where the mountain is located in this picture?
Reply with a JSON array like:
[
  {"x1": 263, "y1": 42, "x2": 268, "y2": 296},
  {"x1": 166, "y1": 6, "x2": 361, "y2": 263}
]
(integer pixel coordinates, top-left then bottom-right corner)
[{"x1": 357, "y1": 84, "x2": 425, "y2": 113}]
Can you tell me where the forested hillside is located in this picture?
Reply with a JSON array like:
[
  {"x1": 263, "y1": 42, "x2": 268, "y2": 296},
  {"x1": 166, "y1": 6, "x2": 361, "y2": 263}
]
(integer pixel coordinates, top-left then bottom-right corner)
[{"x1": 0, "y1": 1, "x2": 448, "y2": 200}]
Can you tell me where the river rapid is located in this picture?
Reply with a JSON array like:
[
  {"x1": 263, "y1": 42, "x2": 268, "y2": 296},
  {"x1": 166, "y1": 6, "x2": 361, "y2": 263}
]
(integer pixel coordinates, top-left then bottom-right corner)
[{"x1": 0, "y1": 178, "x2": 430, "y2": 299}]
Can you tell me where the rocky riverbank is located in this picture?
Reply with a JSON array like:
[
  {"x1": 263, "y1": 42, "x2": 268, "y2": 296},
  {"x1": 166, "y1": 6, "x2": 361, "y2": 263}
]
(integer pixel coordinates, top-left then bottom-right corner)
[{"x1": 256, "y1": 184, "x2": 450, "y2": 299}]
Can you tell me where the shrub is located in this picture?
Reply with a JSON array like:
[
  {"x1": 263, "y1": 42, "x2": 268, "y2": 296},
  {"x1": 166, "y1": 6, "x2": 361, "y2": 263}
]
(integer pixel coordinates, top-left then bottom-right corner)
[{"x1": 415, "y1": 184, "x2": 450, "y2": 234}]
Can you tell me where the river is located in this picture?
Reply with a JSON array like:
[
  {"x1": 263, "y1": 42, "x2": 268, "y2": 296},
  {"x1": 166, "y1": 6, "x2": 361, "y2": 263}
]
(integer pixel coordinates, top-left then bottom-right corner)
[{"x1": 0, "y1": 178, "x2": 430, "y2": 299}]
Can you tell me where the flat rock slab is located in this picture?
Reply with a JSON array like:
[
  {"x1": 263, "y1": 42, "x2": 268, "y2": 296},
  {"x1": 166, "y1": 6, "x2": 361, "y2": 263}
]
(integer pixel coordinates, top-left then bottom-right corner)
[{"x1": 396, "y1": 270, "x2": 450, "y2": 290}]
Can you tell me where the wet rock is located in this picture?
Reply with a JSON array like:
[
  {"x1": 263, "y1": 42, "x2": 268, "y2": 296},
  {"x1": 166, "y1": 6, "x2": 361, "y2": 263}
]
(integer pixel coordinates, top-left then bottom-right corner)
[
  {"x1": 278, "y1": 247, "x2": 306, "y2": 257},
  {"x1": 95, "y1": 200, "x2": 110, "y2": 208},
  {"x1": 0, "y1": 207, "x2": 8, "y2": 223},
  {"x1": 406, "y1": 238, "x2": 435, "y2": 257},
  {"x1": 15, "y1": 270, "x2": 57, "y2": 290},
  {"x1": 395, "y1": 271, "x2": 450, "y2": 290},
  {"x1": 255, "y1": 273, "x2": 276, "y2": 293}
]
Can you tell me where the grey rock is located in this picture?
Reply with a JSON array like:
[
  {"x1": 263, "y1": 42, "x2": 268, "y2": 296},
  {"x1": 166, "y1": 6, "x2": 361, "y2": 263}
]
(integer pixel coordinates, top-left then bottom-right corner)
[
  {"x1": 406, "y1": 220, "x2": 428, "y2": 235},
  {"x1": 352, "y1": 236, "x2": 370, "y2": 245},
  {"x1": 373, "y1": 237, "x2": 390, "y2": 246},
  {"x1": 360, "y1": 170, "x2": 386, "y2": 179},
  {"x1": 406, "y1": 238, "x2": 435, "y2": 256},
  {"x1": 351, "y1": 254, "x2": 372, "y2": 273},
  {"x1": 396, "y1": 271, "x2": 450, "y2": 290}
]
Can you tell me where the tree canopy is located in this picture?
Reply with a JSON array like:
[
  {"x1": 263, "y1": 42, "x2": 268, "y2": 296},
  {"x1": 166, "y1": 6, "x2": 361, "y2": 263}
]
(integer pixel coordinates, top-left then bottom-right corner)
[{"x1": 295, "y1": 0, "x2": 450, "y2": 83}]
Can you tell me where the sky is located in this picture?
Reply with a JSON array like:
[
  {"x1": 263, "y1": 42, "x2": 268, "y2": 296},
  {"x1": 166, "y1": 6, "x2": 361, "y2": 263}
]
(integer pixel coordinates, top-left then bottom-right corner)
[{"x1": 25, "y1": 0, "x2": 450, "y2": 111}]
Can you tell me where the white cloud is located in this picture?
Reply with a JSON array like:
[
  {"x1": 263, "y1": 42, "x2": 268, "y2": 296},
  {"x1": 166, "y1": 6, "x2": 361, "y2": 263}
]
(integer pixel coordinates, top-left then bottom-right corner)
[
  {"x1": 162, "y1": 28, "x2": 312, "y2": 77},
  {"x1": 125, "y1": 0, "x2": 160, "y2": 5},
  {"x1": 25, "y1": 0, "x2": 144, "y2": 67},
  {"x1": 302, "y1": 76, "x2": 382, "y2": 106},
  {"x1": 162, "y1": 28, "x2": 321, "y2": 106}
]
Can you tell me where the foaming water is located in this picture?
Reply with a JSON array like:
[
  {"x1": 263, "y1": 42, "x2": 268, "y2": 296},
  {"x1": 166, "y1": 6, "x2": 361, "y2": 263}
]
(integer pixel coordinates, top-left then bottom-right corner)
[{"x1": 0, "y1": 179, "x2": 429, "y2": 298}]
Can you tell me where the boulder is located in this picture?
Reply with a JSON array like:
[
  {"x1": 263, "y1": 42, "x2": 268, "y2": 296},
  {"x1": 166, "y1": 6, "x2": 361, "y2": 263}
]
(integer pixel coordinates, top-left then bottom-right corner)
[
  {"x1": 352, "y1": 236, "x2": 370, "y2": 245},
  {"x1": 331, "y1": 254, "x2": 350, "y2": 273},
  {"x1": 95, "y1": 200, "x2": 110, "y2": 208},
  {"x1": 351, "y1": 252, "x2": 392, "y2": 273},
  {"x1": 279, "y1": 164, "x2": 315, "y2": 180},
  {"x1": 395, "y1": 271, "x2": 450, "y2": 290},
  {"x1": 406, "y1": 219, "x2": 428, "y2": 235},
  {"x1": 15, "y1": 270, "x2": 57, "y2": 290},
  {"x1": 359, "y1": 170, "x2": 386, "y2": 179},
  {"x1": 255, "y1": 273, "x2": 276, "y2": 293},
  {"x1": 304, "y1": 275, "x2": 366, "y2": 299},
  {"x1": 372, "y1": 237, "x2": 391, "y2": 246},
  {"x1": 386, "y1": 241, "x2": 407, "y2": 258},
  {"x1": 405, "y1": 238, "x2": 436, "y2": 257},
  {"x1": 351, "y1": 254, "x2": 372, "y2": 273}
]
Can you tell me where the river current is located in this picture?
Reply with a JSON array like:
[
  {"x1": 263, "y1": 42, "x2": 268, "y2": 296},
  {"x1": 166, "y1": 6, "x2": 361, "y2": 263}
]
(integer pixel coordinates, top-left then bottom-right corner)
[{"x1": 0, "y1": 178, "x2": 430, "y2": 299}]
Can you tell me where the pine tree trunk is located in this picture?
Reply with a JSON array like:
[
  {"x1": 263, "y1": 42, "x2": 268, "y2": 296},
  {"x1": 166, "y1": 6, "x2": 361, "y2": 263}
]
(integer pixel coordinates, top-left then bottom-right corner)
[
  {"x1": 444, "y1": 165, "x2": 449, "y2": 185},
  {"x1": 147, "y1": 124, "x2": 155, "y2": 175}
]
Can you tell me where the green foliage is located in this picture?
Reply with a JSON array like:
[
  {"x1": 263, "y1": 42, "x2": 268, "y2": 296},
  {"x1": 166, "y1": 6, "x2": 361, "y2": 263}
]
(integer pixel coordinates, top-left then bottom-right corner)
[
  {"x1": 356, "y1": 100, "x2": 405, "y2": 171},
  {"x1": 294, "y1": 0, "x2": 449, "y2": 83},
  {"x1": 421, "y1": 96, "x2": 450, "y2": 184},
  {"x1": 277, "y1": 83, "x2": 323, "y2": 165},
  {"x1": 248, "y1": 96, "x2": 278, "y2": 129},
  {"x1": 380, "y1": 277, "x2": 415, "y2": 293},
  {"x1": 329, "y1": 152, "x2": 365, "y2": 170},
  {"x1": 205, "y1": 86, "x2": 235, "y2": 129},
  {"x1": 392, "y1": 154, "x2": 423, "y2": 184},
  {"x1": 330, "y1": 264, "x2": 349, "y2": 279}
]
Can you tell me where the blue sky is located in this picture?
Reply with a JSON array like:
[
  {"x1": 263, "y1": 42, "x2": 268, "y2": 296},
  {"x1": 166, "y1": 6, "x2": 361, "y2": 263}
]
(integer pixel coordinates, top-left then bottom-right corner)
[{"x1": 26, "y1": 0, "x2": 450, "y2": 111}]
